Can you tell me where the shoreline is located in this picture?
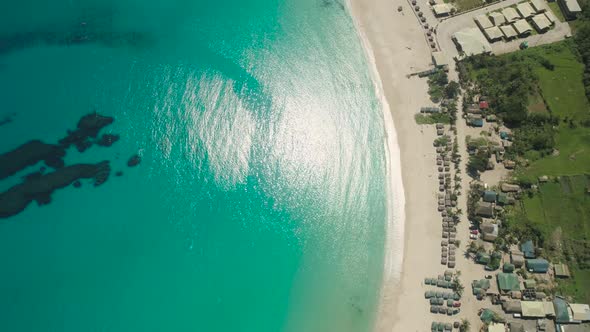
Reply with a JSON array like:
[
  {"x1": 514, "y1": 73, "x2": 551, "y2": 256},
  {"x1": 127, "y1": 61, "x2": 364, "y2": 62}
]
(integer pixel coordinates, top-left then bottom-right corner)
[{"x1": 347, "y1": 0, "x2": 447, "y2": 330}]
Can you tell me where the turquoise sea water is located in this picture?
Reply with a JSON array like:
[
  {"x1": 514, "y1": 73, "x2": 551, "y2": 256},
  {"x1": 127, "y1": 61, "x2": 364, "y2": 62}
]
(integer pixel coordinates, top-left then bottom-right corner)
[{"x1": 0, "y1": 1, "x2": 389, "y2": 331}]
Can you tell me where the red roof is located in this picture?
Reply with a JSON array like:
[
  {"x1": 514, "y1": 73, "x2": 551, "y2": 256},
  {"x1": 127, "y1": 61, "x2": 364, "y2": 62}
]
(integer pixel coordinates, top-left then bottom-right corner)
[{"x1": 479, "y1": 101, "x2": 489, "y2": 109}]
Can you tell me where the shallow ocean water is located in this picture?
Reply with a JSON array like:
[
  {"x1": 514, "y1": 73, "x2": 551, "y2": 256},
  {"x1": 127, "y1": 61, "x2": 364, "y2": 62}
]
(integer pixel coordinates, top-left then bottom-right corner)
[{"x1": 0, "y1": 1, "x2": 389, "y2": 331}]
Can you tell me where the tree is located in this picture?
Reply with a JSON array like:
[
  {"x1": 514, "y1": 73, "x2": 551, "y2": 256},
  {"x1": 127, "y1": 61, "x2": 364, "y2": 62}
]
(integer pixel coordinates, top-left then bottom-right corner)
[
  {"x1": 444, "y1": 81, "x2": 461, "y2": 99},
  {"x1": 459, "y1": 319, "x2": 471, "y2": 332}
]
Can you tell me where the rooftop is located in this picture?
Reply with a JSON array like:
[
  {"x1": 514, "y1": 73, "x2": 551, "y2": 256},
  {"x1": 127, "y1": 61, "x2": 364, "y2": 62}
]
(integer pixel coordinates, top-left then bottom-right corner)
[
  {"x1": 475, "y1": 14, "x2": 494, "y2": 29},
  {"x1": 545, "y1": 10, "x2": 558, "y2": 23},
  {"x1": 489, "y1": 12, "x2": 506, "y2": 25},
  {"x1": 531, "y1": 0, "x2": 546, "y2": 12},
  {"x1": 497, "y1": 272, "x2": 520, "y2": 292},
  {"x1": 521, "y1": 301, "x2": 546, "y2": 317},
  {"x1": 517, "y1": 2, "x2": 536, "y2": 18},
  {"x1": 433, "y1": 3, "x2": 454, "y2": 15},
  {"x1": 563, "y1": 0, "x2": 582, "y2": 13},
  {"x1": 503, "y1": 7, "x2": 521, "y2": 22},
  {"x1": 570, "y1": 303, "x2": 590, "y2": 321},
  {"x1": 453, "y1": 28, "x2": 493, "y2": 56},
  {"x1": 513, "y1": 19, "x2": 533, "y2": 35},
  {"x1": 500, "y1": 25, "x2": 518, "y2": 39},
  {"x1": 532, "y1": 14, "x2": 551, "y2": 31}
]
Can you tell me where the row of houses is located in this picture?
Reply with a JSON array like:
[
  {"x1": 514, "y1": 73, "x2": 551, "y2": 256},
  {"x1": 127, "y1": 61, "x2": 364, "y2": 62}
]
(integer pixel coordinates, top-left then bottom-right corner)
[{"x1": 474, "y1": 3, "x2": 558, "y2": 42}]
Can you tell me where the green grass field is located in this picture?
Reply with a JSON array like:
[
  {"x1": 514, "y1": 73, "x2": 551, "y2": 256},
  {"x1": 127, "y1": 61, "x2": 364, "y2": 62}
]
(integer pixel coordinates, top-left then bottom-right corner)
[
  {"x1": 513, "y1": 43, "x2": 590, "y2": 178},
  {"x1": 449, "y1": 0, "x2": 486, "y2": 12},
  {"x1": 519, "y1": 177, "x2": 590, "y2": 302}
]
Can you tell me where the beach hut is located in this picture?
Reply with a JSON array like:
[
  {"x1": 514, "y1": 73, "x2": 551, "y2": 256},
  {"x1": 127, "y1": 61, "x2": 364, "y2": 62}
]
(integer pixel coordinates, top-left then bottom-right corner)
[
  {"x1": 483, "y1": 27, "x2": 504, "y2": 42},
  {"x1": 501, "y1": 183, "x2": 520, "y2": 192},
  {"x1": 531, "y1": 0, "x2": 546, "y2": 12},
  {"x1": 500, "y1": 25, "x2": 518, "y2": 40},
  {"x1": 489, "y1": 12, "x2": 506, "y2": 25},
  {"x1": 476, "y1": 252, "x2": 491, "y2": 265},
  {"x1": 511, "y1": 251, "x2": 525, "y2": 267},
  {"x1": 532, "y1": 14, "x2": 551, "y2": 32},
  {"x1": 513, "y1": 19, "x2": 533, "y2": 36},
  {"x1": 521, "y1": 301, "x2": 546, "y2": 318},
  {"x1": 483, "y1": 190, "x2": 497, "y2": 202},
  {"x1": 517, "y1": 2, "x2": 536, "y2": 18},
  {"x1": 475, "y1": 14, "x2": 494, "y2": 29},
  {"x1": 545, "y1": 10, "x2": 558, "y2": 24},
  {"x1": 502, "y1": 7, "x2": 521, "y2": 23}
]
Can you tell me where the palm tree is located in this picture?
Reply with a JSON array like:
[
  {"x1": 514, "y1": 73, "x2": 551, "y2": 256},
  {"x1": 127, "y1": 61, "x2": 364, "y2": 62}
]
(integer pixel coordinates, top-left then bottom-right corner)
[{"x1": 459, "y1": 319, "x2": 470, "y2": 332}]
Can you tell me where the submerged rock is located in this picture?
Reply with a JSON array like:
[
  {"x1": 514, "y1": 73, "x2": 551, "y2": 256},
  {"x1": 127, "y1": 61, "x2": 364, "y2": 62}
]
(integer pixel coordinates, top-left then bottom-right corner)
[
  {"x1": 73, "y1": 180, "x2": 81, "y2": 188},
  {"x1": 0, "y1": 140, "x2": 66, "y2": 180},
  {"x1": 96, "y1": 133, "x2": 120, "y2": 147},
  {"x1": 127, "y1": 154, "x2": 141, "y2": 167},
  {"x1": 115, "y1": 171, "x2": 123, "y2": 177},
  {"x1": 0, "y1": 161, "x2": 111, "y2": 218}
]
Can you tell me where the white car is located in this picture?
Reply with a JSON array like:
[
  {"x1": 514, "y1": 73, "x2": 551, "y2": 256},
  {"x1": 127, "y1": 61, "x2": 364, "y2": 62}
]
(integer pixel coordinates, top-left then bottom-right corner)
[{"x1": 469, "y1": 234, "x2": 478, "y2": 240}]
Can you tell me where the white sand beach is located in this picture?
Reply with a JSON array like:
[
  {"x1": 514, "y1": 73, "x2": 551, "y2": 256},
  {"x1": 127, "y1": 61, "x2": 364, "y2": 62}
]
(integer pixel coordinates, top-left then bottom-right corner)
[{"x1": 348, "y1": 0, "x2": 459, "y2": 330}]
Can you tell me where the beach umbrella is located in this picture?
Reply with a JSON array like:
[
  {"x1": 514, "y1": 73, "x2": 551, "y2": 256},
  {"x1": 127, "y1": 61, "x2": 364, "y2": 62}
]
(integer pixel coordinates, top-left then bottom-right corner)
[
  {"x1": 417, "y1": 11, "x2": 423, "y2": 17},
  {"x1": 435, "y1": 291, "x2": 443, "y2": 298},
  {"x1": 421, "y1": 17, "x2": 427, "y2": 22},
  {"x1": 430, "y1": 306, "x2": 437, "y2": 313},
  {"x1": 447, "y1": 299, "x2": 454, "y2": 307},
  {"x1": 441, "y1": 252, "x2": 448, "y2": 257},
  {"x1": 448, "y1": 261, "x2": 455, "y2": 268}
]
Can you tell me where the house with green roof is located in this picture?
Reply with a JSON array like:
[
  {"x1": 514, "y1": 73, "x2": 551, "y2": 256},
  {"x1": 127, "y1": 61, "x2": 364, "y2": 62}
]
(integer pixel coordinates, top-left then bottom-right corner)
[
  {"x1": 521, "y1": 240, "x2": 535, "y2": 258},
  {"x1": 483, "y1": 190, "x2": 497, "y2": 203},
  {"x1": 526, "y1": 258, "x2": 549, "y2": 273},
  {"x1": 503, "y1": 262, "x2": 515, "y2": 273},
  {"x1": 497, "y1": 272, "x2": 520, "y2": 293}
]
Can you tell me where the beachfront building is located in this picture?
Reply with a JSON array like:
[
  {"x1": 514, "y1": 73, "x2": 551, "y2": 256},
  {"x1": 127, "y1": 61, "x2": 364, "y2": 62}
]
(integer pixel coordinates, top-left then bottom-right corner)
[
  {"x1": 475, "y1": 14, "x2": 494, "y2": 30},
  {"x1": 452, "y1": 28, "x2": 493, "y2": 56},
  {"x1": 489, "y1": 12, "x2": 507, "y2": 25},
  {"x1": 433, "y1": 3, "x2": 454, "y2": 17},
  {"x1": 531, "y1": 0, "x2": 547, "y2": 12},
  {"x1": 558, "y1": 0, "x2": 582, "y2": 20},
  {"x1": 484, "y1": 27, "x2": 504, "y2": 42},
  {"x1": 511, "y1": 251, "x2": 525, "y2": 267},
  {"x1": 517, "y1": 2, "x2": 536, "y2": 18},
  {"x1": 497, "y1": 273, "x2": 520, "y2": 293},
  {"x1": 545, "y1": 10, "x2": 558, "y2": 24},
  {"x1": 532, "y1": 14, "x2": 552, "y2": 32},
  {"x1": 513, "y1": 19, "x2": 533, "y2": 36},
  {"x1": 526, "y1": 258, "x2": 550, "y2": 273},
  {"x1": 503, "y1": 7, "x2": 521, "y2": 23},
  {"x1": 521, "y1": 301, "x2": 546, "y2": 318},
  {"x1": 500, "y1": 25, "x2": 518, "y2": 40}
]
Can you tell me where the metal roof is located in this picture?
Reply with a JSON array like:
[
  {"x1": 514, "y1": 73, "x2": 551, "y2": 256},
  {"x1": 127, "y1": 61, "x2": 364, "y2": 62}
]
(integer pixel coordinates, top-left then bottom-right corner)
[
  {"x1": 563, "y1": 0, "x2": 582, "y2": 12},
  {"x1": 521, "y1": 301, "x2": 545, "y2": 317},
  {"x1": 517, "y1": 2, "x2": 536, "y2": 17},
  {"x1": 531, "y1": 0, "x2": 546, "y2": 12},
  {"x1": 452, "y1": 28, "x2": 493, "y2": 56},
  {"x1": 513, "y1": 19, "x2": 533, "y2": 35},
  {"x1": 489, "y1": 12, "x2": 506, "y2": 25},
  {"x1": 500, "y1": 25, "x2": 518, "y2": 38},
  {"x1": 545, "y1": 10, "x2": 558, "y2": 23},
  {"x1": 502, "y1": 7, "x2": 521, "y2": 22},
  {"x1": 532, "y1": 14, "x2": 551, "y2": 31},
  {"x1": 475, "y1": 14, "x2": 494, "y2": 29},
  {"x1": 570, "y1": 303, "x2": 590, "y2": 321}
]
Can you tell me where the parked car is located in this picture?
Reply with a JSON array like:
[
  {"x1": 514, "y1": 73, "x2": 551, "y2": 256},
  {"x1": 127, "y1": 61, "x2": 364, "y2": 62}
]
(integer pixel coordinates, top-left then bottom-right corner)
[
  {"x1": 469, "y1": 234, "x2": 478, "y2": 240},
  {"x1": 470, "y1": 230, "x2": 479, "y2": 235},
  {"x1": 485, "y1": 275, "x2": 492, "y2": 279},
  {"x1": 453, "y1": 302, "x2": 461, "y2": 308}
]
